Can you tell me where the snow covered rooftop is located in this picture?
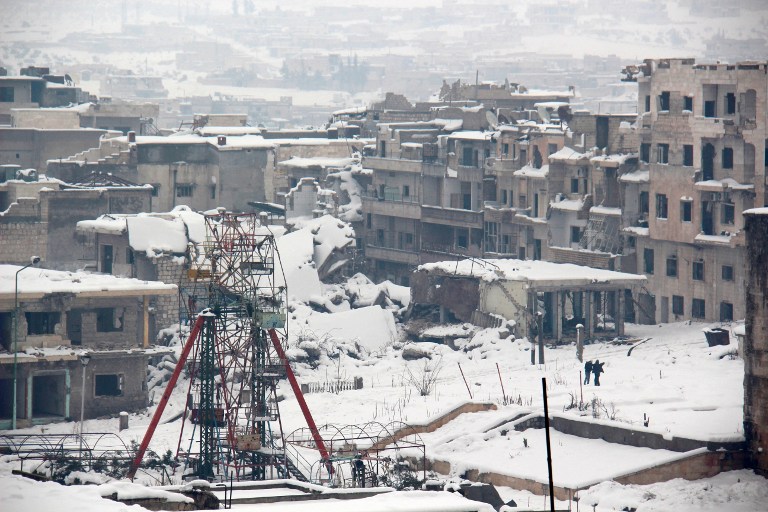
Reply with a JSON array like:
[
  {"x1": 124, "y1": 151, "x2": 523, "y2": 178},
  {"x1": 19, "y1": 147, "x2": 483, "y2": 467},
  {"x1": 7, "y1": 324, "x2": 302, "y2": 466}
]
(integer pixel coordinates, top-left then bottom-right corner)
[
  {"x1": 418, "y1": 258, "x2": 646, "y2": 286},
  {"x1": 513, "y1": 164, "x2": 549, "y2": 178},
  {"x1": 619, "y1": 169, "x2": 650, "y2": 183},
  {"x1": 548, "y1": 146, "x2": 590, "y2": 162},
  {"x1": 550, "y1": 198, "x2": 584, "y2": 212},
  {"x1": 590, "y1": 153, "x2": 637, "y2": 167},
  {"x1": 76, "y1": 206, "x2": 206, "y2": 258},
  {"x1": 0, "y1": 265, "x2": 176, "y2": 300},
  {"x1": 447, "y1": 131, "x2": 493, "y2": 141},
  {"x1": 694, "y1": 178, "x2": 755, "y2": 192},
  {"x1": 278, "y1": 156, "x2": 355, "y2": 169}
]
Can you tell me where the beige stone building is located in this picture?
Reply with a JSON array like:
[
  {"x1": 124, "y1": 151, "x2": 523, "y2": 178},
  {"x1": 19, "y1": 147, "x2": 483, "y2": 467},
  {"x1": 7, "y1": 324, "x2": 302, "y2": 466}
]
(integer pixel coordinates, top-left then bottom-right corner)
[{"x1": 624, "y1": 58, "x2": 767, "y2": 323}]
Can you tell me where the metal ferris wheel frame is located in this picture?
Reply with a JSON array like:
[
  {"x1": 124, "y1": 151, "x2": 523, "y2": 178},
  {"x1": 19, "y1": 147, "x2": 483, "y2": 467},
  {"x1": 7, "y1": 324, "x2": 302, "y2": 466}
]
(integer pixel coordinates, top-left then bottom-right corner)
[{"x1": 128, "y1": 211, "x2": 330, "y2": 482}]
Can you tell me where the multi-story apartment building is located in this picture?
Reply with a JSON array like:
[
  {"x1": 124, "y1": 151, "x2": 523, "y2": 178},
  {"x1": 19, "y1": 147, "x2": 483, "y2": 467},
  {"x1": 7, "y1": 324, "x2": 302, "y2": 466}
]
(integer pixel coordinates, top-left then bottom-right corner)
[{"x1": 623, "y1": 58, "x2": 767, "y2": 323}]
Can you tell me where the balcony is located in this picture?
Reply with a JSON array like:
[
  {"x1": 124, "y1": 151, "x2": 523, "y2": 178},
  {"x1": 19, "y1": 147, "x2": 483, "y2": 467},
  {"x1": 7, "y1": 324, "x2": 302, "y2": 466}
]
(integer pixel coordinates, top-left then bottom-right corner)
[
  {"x1": 421, "y1": 205, "x2": 483, "y2": 228},
  {"x1": 421, "y1": 241, "x2": 482, "y2": 259},
  {"x1": 361, "y1": 192, "x2": 421, "y2": 219},
  {"x1": 365, "y1": 234, "x2": 420, "y2": 265},
  {"x1": 363, "y1": 156, "x2": 423, "y2": 174}
]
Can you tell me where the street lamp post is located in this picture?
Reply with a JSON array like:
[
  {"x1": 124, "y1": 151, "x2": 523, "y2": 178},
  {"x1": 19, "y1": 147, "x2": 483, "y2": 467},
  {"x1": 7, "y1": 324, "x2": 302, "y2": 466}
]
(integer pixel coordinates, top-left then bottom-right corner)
[
  {"x1": 12, "y1": 255, "x2": 41, "y2": 430},
  {"x1": 79, "y1": 353, "x2": 91, "y2": 460}
]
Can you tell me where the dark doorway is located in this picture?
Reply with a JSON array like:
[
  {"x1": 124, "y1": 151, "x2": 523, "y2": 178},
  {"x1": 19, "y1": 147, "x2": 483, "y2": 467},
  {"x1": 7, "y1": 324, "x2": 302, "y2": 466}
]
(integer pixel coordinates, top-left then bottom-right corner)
[
  {"x1": 32, "y1": 374, "x2": 66, "y2": 417},
  {"x1": 702, "y1": 201, "x2": 714, "y2": 235},
  {"x1": 704, "y1": 101, "x2": 716, "y2": 118},
  {"x1": 66, "y1": 309, "x2": 82, "y2": 345},
  {"x1": 596, "y1": 116, "x2": 609, "y2": 149},
  {"x1": 702, "y1": 143, "x2": 715, "y2": 180},
  {"x1": 0, "y1": 378, "x2": 13, "y2": 419},
  {"x1": 101, "y1": 244, "x2": 113, "y2": 274}
]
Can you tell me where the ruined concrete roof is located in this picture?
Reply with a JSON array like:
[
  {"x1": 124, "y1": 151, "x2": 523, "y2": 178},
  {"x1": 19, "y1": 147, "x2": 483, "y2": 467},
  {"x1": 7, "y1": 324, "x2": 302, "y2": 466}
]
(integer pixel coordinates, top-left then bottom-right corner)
[
  {"x1": 418, "y1": 258, "x2": 646, "y2": 287},
  {"x1": 0, "y1": 265, "x2": 176, "y2": 301}
]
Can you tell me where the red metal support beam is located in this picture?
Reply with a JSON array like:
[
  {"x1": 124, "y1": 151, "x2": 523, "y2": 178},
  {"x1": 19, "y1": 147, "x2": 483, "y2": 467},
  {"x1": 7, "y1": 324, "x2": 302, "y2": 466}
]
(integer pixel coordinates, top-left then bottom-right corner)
[
  {"x1": 267, "y1": 328, "x2": 334, "y2": 475},
  {"x1": 127, "y1": 313, "x2": 207, "y2": 480}
]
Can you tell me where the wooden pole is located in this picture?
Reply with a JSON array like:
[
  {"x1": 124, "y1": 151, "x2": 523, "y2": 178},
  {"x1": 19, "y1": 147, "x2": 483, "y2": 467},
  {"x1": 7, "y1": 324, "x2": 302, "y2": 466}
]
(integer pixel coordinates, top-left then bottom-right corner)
[
  {"x1": 458, "y1": 363, "x2": 473, "y2": 399},
  {"x1": 542, "y1": 377, "x2": 555, "y2": 512},
  {"x1": 496, "y1": 363, "x2": 506, "y2": 402}
]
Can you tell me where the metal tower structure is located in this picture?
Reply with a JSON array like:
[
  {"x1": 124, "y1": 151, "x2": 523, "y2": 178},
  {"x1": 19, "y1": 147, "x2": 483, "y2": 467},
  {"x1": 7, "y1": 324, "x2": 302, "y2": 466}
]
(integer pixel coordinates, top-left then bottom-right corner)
[{"x1": 129, "y1": 211, "x2": 330, "y2": 482}]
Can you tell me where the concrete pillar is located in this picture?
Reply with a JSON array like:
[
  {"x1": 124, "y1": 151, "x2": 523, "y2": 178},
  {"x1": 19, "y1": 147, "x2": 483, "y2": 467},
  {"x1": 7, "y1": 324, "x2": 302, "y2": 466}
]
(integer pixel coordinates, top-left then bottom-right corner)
[
  {"x1": 143, "y1": 295, "x2": 150, "y2": 348},
  {"x1": 119, "y1": 411, "x2": 129, "y2": 431},
  {"x1": 584, "y1": 291, "x2": 594, "y2": 339},
  {"x1": 554, "y1": 291, "x2": 563, "y2": 342},
  {"x1": 616, "y1": 290, "x2": 625, "y2": 336}
]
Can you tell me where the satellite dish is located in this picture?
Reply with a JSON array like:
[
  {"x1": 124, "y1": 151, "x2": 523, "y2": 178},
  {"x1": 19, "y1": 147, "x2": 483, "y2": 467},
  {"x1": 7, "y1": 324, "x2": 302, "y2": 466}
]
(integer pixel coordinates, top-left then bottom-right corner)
[{"x1": 485, "y1": 110, "x2": 499, "y2": 130}]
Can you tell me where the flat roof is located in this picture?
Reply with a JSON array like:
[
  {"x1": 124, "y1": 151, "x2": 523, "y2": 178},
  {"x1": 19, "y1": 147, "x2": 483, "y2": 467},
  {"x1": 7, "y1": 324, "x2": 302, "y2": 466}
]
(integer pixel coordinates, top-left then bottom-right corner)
[
  {"x1": 0, "y1": 265, "x2": 176, "y2": 301},
  {"x1": 418, "y1": 258, "x2": 646, "y2": 287}
]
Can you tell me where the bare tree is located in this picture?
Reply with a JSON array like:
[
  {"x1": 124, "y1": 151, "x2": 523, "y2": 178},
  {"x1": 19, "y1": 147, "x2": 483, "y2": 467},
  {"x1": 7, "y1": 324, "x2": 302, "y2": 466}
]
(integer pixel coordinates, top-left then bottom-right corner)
[{"x1": 404, "y1": 356, "x2": 443, "y2": 396}]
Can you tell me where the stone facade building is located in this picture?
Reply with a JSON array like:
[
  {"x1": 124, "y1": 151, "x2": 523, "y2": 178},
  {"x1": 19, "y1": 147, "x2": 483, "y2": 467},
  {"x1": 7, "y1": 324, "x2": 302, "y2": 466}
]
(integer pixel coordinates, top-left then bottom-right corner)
[
  {"x1": 0, "y1": 266, "x2": 176, "y2": 427},
  {"x1": 625, "y1": 58, "x2": 767, "y2": 323},
  {"x1": 0, "y1": 174, "x2": 152, "y2": 270}
]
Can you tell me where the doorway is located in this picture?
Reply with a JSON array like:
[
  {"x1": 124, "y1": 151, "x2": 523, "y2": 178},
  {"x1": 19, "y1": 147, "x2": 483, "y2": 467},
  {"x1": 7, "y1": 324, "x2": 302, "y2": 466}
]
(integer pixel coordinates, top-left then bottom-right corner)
[{"x1": 32, "y1": 373, "x2": 67, "y2": 418}]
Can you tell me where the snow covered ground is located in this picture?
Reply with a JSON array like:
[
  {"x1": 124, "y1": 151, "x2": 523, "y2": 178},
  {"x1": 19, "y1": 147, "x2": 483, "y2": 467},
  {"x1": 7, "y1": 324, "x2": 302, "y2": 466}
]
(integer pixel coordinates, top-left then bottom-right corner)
[{"x1": 1, "y1": 218, "x2": 766, "y2": 510}]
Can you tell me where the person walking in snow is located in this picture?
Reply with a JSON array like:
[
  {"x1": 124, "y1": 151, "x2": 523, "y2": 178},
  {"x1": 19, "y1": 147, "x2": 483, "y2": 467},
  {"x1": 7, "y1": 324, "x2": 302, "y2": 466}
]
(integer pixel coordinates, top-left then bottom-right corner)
[
  {"x1": 584, "y1": 360, "x2": 593, "y2": 384},
  {"x1": 592, "y1": 360, "x2": 605, "y2": 386}
]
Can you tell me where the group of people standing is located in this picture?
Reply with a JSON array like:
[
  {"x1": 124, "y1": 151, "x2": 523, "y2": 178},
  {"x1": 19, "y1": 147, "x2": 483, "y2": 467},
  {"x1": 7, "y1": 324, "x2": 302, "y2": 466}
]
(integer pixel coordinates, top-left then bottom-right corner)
[{"x1": 584, "y1": 360, "x2": 605, "y2": 386}]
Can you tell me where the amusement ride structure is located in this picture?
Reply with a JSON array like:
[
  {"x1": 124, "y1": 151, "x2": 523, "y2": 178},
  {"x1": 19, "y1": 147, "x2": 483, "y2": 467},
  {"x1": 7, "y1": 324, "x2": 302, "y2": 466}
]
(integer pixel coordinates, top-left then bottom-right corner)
[{"x1": 128, "y1": 211, "x2": 330, "y2": 481}]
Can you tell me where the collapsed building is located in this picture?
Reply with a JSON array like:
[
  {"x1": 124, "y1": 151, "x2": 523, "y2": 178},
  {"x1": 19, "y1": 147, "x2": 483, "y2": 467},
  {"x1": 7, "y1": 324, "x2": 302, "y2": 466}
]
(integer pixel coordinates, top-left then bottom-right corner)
[{"x1": 411, "y1": 258, "x2": 645, "y2": 341}]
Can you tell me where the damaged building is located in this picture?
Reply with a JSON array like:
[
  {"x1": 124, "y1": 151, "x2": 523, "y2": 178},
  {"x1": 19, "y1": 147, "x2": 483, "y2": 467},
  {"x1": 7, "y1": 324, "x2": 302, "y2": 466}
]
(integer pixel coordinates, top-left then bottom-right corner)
[
  {"x1": 0, "y1": 265, "x2": 176, "y2": 428},
  {"x1": 622, "y1": 58, "x2": 767, "y2": 323},
  {"x1": 411, "y1": 258, "x2": 645, "y2": 342}
]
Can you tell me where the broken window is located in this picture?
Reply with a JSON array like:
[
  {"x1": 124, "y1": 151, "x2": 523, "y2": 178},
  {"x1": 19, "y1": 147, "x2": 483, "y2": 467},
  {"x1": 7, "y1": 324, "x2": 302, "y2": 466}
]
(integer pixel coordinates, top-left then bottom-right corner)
[
  {"x1": 570, "y1": 178, "x2": 579, "y2": 194},
  {"x1": 210, "y1": 185, "x2": 216, "y2": 200},
  {"x1": 502, "y1": 143, "x2": 509, "y2": 157},
  {"x1": 657, "y1": 144, "x2": 669, "y2": 164},
  {"x1": 570, "y1": 226, "x2": 581, "y2": 244},
  {"x1": 0, "y1": 87, "x2": 14, "y2": 102},
  {"x1": 403, "y1": 185, "x2": 410, "y2": 198},
  {"x1": 672, "y1": 295, "x2": 684, "y2": 316},
  {"x1": 666, "y1": 255, "x2": 678, "y2": 277},
  {"x1": 659, "y1": 91, "x2": 670, "y2": 111},
  {"x1": 692, "y1": 298, "x2": 706, "y2": 319},
  {"x1": 644, "y1": 95, "x2": 651, "y2": 112},
  {"x1": 721, "y1": 203, "x2": 735, "y2": 225},
  {"x1": 704, "y1": 101, "x2": 716, "y2": 118},
  {"x1": 643, "y1": 248, "x2": 654, "y2": 274},
  {"x1": 722, "y1": 265, "x2": 734, "y2": 281},
  {"x1": 680, "y1": 200, "x2": 692, "y2": 222},
  {"x1": 462, "y1": 146, "x2": 474, "y2": 166},
  {"x1": 640, "y1": 143, "x2": 650, "y2": 163},
  {"x1": 725, "y1": 93, "x2": 736, "y2": 115},
  {"x1": 683, "y1": 96, "x2": 693, "y2": 112},
  {"x1": 722, "y1": 147, "x2": 733, "y2": 169},
  {"x1": 683, "y1": 145, "x2": 693, "y2": 166},
  {"x1": 548, "y1": 143, "x2": 558, "y2": 156},
  {"x1": 96, "y1": 308, "x2": 124, "y2": 333},
  {"x1": 655, "y1": 194, "x2": 668, "y2": 219},
  {"x1": 720, "y1": 302, "x2": 734, "y2": 322},
  {"x1": 95, "y1": 374, "x2": 123, "y2": 397},
  {"x1": 692, "y1": 260, "x2": 705, "y2": 281},
  {"x1": 639, "y1": 191, "x2": 649, "y2": 216},
  {"x1": 25, "y1": 312, "x2": 60, "y2": 335}
]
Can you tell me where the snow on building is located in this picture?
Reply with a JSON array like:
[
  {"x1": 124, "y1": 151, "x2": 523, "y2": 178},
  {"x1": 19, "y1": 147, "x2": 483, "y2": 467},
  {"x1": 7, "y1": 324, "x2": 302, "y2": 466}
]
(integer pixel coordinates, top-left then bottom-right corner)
[
  {"x1": 411, "y1": 258, "x2": 646, "y2": 341},
  {"x1": 0, "y1": 265, "x2": 176, "y2": 428}
]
